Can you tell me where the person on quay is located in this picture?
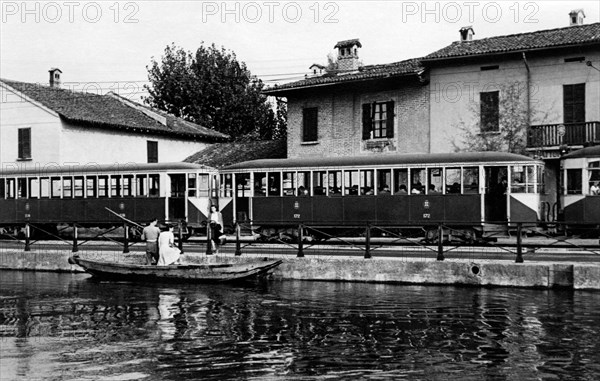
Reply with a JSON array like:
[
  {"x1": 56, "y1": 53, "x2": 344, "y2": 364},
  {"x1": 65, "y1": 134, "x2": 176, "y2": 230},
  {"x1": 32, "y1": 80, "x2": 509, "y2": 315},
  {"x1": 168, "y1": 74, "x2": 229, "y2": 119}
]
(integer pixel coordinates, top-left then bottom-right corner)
[
  {"x1": 157, "y1": 224, "x2": 181, "y2": 266},
  {"x1": 141, "y1": 218, "x2": 161, "y2": 265},
  {"x1": 208, "y1": 204, "x2": 224, "y2": 254}
]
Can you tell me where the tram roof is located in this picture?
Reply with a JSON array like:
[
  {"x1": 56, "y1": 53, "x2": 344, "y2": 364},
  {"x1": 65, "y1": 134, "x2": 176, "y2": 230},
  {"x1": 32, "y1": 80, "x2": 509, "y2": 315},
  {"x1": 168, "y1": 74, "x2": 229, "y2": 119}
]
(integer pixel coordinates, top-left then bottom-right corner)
[
  {"x1": 223, "y1": 152, "x2": 540, "y2": 171},
  {"x1": 0, "y1": 162, "x2": 213, "y2": 176},
  {"x1": 563, "y1": 145, "x2": 600, "y2": 159}
]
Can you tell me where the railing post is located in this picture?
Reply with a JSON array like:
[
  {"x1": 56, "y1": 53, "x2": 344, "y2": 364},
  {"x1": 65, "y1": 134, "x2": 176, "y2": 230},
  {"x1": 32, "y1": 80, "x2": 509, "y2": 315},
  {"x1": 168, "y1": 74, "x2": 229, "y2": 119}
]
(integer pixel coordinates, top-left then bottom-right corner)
[
  {"x1": 364, "y1": 223, "x2": 371, "y2": 259},
  {"x1": 515, "y1": 223, "x2": 524, "y2": 263},
  {"x1": 206, "y1": 222, "x2": 213, "y2": 255},
  {"x1": 177, "y1": 221, "x2": 184, "y2": 254},
  {"x1": 297, "y1": 224, "x2": 304, "y2": 257},
  {"x1": 122, "y1": 223, "x2": 129, "y2": 254},
  {"x1": 436, "y1": 223, "x2": 445, "y2": 261},
  {"x1": 72, "y1": 223, "x2": 79, "y2": 253},
  {"x1": 235, "y1": 222, "x2": 242, "y2": 256},
  {"x1": 24, "y1": 223, "x2": 31, "y2": 252}
]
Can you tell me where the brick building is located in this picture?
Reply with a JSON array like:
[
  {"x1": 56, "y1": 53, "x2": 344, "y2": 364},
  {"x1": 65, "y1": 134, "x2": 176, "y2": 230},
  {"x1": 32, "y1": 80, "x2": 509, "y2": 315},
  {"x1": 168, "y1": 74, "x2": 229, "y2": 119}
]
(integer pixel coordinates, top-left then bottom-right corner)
[{"x1": 264, "y1": 40, "x2": 429, "y2": 159}]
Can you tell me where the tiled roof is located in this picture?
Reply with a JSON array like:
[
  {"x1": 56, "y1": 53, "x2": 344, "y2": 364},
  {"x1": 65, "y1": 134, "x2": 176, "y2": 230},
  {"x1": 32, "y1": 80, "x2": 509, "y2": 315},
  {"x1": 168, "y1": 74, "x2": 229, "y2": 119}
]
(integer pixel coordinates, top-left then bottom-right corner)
[
  {"x1": 334, "y1": 39, "x2": 362, "y2": 48},
  {"x1": 264, "y1": 58, "x2": 424, "y2": 94},
  {"x1": 184, "y1": 139, "x2": 287, "y2": 168},
  {"x1": 423, "y1": 22, "x2": 600, "y2": 61},
  {"x1": 0, "y1": 79, "x2": 229, "y2": 141}
]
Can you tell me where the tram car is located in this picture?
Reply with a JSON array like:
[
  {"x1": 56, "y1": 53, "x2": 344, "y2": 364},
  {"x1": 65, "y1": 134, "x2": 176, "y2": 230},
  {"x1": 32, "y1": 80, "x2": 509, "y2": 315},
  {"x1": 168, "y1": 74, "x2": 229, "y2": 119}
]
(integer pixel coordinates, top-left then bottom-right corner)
[
  {"x1": 561, "y1": 145, "x2": 600, "y2": 225},
  {"x1": 0, "y1": 162, "x2": 223, "y2": 237},
  {"x1": 220, "y1": 152, "x2": 546, "y2": 240}
]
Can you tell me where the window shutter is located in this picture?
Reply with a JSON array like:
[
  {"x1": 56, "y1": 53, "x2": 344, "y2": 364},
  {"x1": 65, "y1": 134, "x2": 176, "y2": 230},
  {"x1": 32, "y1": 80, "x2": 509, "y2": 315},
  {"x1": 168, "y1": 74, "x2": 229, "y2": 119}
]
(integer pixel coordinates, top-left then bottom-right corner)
[
  {"x1": 480, "y1": 92, "x2": 499, "y2": 132},
  {"x1": 18, "y1": 128, "x2": 31, "y2": 159},
  {"x1": 362, "y1": 103, "x2": 372, "y2": 140},
  {"x1": 302, "y1": 108, "x2": 318, "y2": 142},
  {"x1": 385, "y1": 101, "x2": 395, "y2": 138},
  {"x1": 147, "y1": 141, "x2": 158, "y2": 163}
]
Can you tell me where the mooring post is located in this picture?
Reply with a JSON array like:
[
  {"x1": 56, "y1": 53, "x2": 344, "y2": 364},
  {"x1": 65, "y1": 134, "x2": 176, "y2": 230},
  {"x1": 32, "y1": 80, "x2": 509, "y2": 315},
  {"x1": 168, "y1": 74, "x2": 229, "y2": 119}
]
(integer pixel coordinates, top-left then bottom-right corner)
[
  {"x1": 515, "y1": 223, "x2": 524, "y2": 263},
  {"x1": 178, "y1": 221, "x2": 184, "y2": 254},
  {"x1": 297, "y1": 224, "x2": 304, "y2": 257},
  {"x1": 235, "y1": 222, "x2": 242, "y2": 256},
  {"x1": 206, "y1": 223, "x2": 213, "y2": 255},
  {"x1": 24, "y1": 223, "x2": 31, "y2": 252},
  {"x1": 72, "y1": 223, "x2": 79, "y2": 253},
  {"x1": 436, "y1": 223, "x2": 445, "y2": 261},
  {"x1": 122, "y1": 223, "x2": 129, "y2": 254},
  {"x1": 364, "y1": 223, "x2": 372, "y2": 259}
]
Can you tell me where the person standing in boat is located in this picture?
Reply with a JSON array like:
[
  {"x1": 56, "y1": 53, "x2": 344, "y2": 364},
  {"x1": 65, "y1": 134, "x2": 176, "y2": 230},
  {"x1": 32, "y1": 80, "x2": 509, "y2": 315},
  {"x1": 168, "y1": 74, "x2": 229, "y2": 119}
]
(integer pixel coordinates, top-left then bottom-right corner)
[
  {"x1": 208, "y1": 204, "x2": 224, "y2": 254},
  {"x1": 141, "y1": 218, "x2": 161, "y2": 265},
  {"x1": 157, "y1": 224, "x2": 181, "y2": 265}
]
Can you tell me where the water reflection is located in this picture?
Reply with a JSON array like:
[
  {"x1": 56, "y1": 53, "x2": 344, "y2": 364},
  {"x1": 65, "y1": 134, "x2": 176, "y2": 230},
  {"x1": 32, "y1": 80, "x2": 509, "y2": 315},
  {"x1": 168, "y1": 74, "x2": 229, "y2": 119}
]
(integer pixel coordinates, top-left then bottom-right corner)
[{"x1": 1, "y1": 271, "x2": 599, "y2": 380}]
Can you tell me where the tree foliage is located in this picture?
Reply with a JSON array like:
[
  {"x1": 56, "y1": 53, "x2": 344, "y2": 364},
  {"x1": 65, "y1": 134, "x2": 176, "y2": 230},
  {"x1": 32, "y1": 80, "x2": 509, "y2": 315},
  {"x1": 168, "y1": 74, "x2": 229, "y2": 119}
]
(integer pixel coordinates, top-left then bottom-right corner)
[
  {"x1": 144, "y1": 43, "x2": 285, "y2": 140},
  {"x1": 452, "y1": 82, "x2": 551, "y2": 154}
]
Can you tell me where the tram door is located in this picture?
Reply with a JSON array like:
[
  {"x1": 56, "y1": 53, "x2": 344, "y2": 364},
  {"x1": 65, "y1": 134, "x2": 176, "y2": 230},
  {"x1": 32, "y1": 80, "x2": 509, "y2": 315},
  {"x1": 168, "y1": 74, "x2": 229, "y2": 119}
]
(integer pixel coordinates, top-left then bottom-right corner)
[
  {"x1": 484, "y1": 166, "x2": 508, "y2": 222},
  {"x1": 168, "y1": 174, "x2": 186, "y2": 221},
  {"x1": 235, "y1": 173, "x2": 251, "y2": 222}
]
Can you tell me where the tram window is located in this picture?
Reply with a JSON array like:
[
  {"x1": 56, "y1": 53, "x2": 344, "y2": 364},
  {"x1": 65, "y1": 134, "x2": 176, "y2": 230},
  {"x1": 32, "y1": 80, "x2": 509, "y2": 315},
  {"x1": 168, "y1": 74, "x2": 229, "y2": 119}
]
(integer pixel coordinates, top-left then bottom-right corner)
[
  {"x1": 135, "y1": 175, "x2": 146, "y2": 197},
  {"x1": 122, "y1": 175, "x2": 134, "y2": 197},
  {"x1": 236, "y1": 173, "x2": 251, "y2": 197},
  {"x1": 410, "y1": 169, "x2": 426, "y2": 194},
  {"x1": 187, "y1": 174, "x2": 197, "y2": 197},
  {"x1": 361, "y1": 170, "x2": 375, "y2": 195},
  {"x1": 282, "y1": 172, "x2": 296, "y2": 196},
  {"x1": 328, "y1": 171, "x2": 342, "y2": 195},
  {"x1": 427, "y1": 168, "x2": 443, "y2": 194},
  {"x1": 511, "y1": 165, "x2": 537, "y2": 193},
  {"x1": 149, "y1": 174, "x2": 160, "y2": 197},
  {"x1": 62, "y1": 177, "x2": 72, "y2": 198},
  {"x1": 86, "y1": 176, "x2": 97, "y2": 198},
  {"x1": 267, "y1": 172, "x2": 281, "y2": 196},
  {"x1": 567, "y1": 169, "x2": 582, "y2": 195},
  {"x1": 463, "y1": 167, "x2": 479, "y2": 194},
  {"x1": 393, "y1": 169, "x2": 408, "y2": 194},
  {"x1": 40, "y1": 178, "x2": 50, "y2": 198},
  {"x1": 221, "y1": 174, "x2": 233, "y2": 197},
  {"x1": 198, "y1": 174, "x2": 210, "y2": 197},
  {"x1": 98, "y1": 176, "x2": 109, "y2": 198},
  {"x1": 74, "y1": 177, "x2": 84, "y2": 198},
  {"x1": 377, "y1": 169, "x2": 391, "y2": 194},
  {"x1": 446, "y1": 168, "x2": 461, "y2": 194},
  {"x1": 297, "y1": 171, "x2": 310, "y2": 196},
  {"x1": 211, "y1": 175, "x2": 219, "y2": 198},
  {"x1": 110, "y1": 176, "x2": 121, "y2": 197},
  {"x1": 17, "y1": 178, "x2": 27, "y2": 198},
  {"x1": 344, "y1": 170, "x2": 359, "y2": 195},
  {"x1": 51, "y1": 177, "x2": 61, "y2": 198},
  {"x1": 313, "y1": 171, "x2": 327, "y2": 195},
  {"x1": 589, "y1": 161, "x2": 600, "y2": 195},
  {"x1": 254, "y1": 172, "x2": 267, "y2": 197},
  {"x1": 29, "y1": 178, "x2": 39, "y2": 199},
  {"x1": 0, "y1": 179, "x2": 4, "y2": 199},
  {"x1": 6, "y1": 178, "x2": 16, "y2": 199}
]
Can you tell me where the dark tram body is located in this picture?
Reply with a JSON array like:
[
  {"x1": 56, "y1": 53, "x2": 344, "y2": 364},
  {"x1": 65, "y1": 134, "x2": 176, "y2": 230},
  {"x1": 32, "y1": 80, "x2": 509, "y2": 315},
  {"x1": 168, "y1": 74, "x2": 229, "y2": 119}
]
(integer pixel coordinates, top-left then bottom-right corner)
[
  {"x1": 561, "y1": 146, "x2": 600, "y2": 224},
  {"x1": 221, "y1": 152, "x2": 546, "y2": 237}
]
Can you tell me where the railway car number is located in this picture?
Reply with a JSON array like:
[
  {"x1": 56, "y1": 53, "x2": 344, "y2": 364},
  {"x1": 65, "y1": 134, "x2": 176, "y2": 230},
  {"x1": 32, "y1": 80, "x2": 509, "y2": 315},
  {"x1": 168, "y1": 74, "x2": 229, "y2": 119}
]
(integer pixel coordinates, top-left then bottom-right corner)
[
  {"x1": 293, "y1": 214, "x2": 301, "y2": 219},
  {"x1": 423, "y1": 213, "x2": 431, "y2": 219}
]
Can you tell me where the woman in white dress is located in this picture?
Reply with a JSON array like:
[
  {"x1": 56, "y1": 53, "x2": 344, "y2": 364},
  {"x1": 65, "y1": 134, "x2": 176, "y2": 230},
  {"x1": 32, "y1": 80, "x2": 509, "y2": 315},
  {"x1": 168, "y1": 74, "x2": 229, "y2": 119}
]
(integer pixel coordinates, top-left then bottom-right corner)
[{"x1": 157, "y1": 225, "x2": 181, "y2": 266}]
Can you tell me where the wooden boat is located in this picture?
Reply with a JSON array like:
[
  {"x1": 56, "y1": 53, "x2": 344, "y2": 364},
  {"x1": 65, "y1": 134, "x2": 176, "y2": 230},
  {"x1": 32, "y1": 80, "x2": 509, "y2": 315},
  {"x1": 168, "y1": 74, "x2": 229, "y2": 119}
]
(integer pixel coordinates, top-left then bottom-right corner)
[{"x1": 70, "y1": 256, "x2": 283, "y2": 283}]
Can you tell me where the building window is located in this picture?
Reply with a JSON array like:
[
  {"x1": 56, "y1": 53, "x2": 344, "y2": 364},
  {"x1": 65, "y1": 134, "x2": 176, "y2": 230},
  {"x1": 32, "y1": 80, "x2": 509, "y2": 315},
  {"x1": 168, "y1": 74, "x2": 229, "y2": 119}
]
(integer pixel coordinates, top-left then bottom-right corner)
[
  {"x1": 563, "y1": 84, "x2": 585, "y2": 124},
  {"x1": 362, "y1": 101, "x2": 395, "y2": 140},
  {"x1": 480, "y1": 91, "x2": 499, "y2": 132},
  {"x1": 18, "y1": 128, "x2": 31, "y2": 160},
  {"x1": 302, "y1": 107, "x2": 318, "y2": 142},
  {"x1": 147, "y1": 141, "x2": 158, "y2": 163}
]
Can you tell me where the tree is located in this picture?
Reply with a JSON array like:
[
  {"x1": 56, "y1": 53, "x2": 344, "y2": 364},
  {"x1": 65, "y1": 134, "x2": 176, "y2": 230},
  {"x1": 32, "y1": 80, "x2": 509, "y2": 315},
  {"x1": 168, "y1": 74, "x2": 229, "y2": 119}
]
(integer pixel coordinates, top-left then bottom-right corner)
[
  {"x1": 452, "y1": 82, "x2": 552, "y2": 154},
  {"x1": 144, "y1": 43, "x2": 285, "y2": 140}
]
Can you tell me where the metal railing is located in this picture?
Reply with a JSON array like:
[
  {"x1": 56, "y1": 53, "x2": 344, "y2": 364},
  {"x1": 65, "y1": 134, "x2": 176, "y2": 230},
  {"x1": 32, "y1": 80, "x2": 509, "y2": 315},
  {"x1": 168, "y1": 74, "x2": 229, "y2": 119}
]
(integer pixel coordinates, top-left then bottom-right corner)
[{"x1": 527, "y1": 121, "x2": 600, "y2": 148}]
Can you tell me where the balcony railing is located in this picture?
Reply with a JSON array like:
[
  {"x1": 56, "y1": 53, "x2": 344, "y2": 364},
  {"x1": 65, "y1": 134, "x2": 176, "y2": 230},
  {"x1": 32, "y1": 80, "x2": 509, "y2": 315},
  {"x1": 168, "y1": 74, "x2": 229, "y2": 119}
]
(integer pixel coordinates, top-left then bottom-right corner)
[{"x1": 527, "y1": 121, "x2": 600, "y2": 149}]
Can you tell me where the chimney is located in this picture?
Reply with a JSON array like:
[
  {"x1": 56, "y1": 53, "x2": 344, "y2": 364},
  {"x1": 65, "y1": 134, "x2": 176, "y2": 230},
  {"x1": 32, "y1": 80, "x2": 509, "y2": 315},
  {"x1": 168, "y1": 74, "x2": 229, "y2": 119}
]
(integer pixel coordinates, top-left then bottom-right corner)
[
  {"x1": 459, "y1": 26, "x2": 475, "y2": 42},
  {"x1": 569, "y1": 9, "x2": 585, "y2": 26},
  {"x1": 49, "y1": 68, "x2": 62, "y2": 88},
  {"x1": 334, "y1": 39, "x2": 362, "y2": 72}
]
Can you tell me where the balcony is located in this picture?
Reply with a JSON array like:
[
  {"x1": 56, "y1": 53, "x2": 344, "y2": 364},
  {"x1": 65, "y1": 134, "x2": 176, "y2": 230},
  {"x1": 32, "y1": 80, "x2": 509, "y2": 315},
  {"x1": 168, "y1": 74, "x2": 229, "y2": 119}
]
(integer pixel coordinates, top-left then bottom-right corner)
[{"x1": 527, "y1": 122, "x2": 600, "y2": 156}]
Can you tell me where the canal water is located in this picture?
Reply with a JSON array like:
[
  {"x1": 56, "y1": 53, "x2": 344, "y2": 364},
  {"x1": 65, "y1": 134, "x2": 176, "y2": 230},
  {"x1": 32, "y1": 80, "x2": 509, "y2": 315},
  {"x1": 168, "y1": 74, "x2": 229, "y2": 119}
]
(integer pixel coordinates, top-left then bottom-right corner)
[{"x1": 1, "y1": 271, "x2": 599, "y2": 381}]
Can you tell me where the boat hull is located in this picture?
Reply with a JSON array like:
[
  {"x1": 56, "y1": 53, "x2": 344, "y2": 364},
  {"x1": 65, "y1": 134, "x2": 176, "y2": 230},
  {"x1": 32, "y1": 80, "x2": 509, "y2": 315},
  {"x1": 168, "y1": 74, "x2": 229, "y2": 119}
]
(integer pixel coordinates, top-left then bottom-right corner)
[{"x1": 72, "y1": 257, "x2": 282, "y2": 283}]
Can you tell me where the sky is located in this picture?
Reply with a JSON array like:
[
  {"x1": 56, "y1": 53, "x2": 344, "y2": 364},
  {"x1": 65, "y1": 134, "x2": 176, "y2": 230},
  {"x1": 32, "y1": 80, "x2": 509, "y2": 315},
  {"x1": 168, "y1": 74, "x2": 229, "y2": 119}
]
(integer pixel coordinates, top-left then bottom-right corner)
[{"x1": 1, "y1": 0, "x2": 599, "y2": 101}]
